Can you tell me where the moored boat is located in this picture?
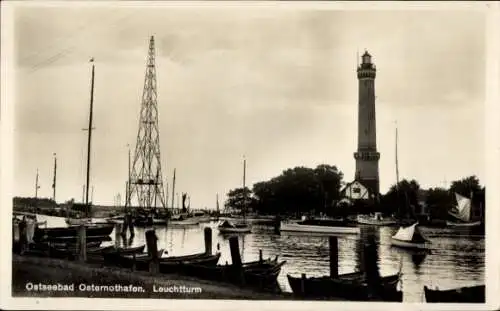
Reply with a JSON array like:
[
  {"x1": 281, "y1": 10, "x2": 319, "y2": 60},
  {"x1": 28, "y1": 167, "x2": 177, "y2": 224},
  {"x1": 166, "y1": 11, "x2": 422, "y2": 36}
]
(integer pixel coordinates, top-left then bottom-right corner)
[
  {"x1": 424, "y1": 284, "x2": 485, "y2": 303},
  {"x1": 391, "y1": 222, "x2": 430, "y2": 250},
  {"x1": 180, "y1": 256, "x2": 286, "y2": 292},
  {"x1": 287, "y1": 271, "x2": 402, "y2": 301},
  {"x1": 33, "y1": 224, "x2": 114, "y2": 242},
  {"x1": 169, "y1": 214, "x2": 200, "y2": 226},
  {"x1": 357, "y1": 213, "x2": 397, "y2": 226},
  {"x1": 447, "y1": 193, "x2": 482, "y2": 228},
  {"x1": 218, "y1": 220, "x2": 252, "y2": 233},
  {"x1": 280, "y1": 218, "x2": 360, "y2": 235},
  {"x1": 191, "y1": 211, "x2": 211, "y2": 223}
]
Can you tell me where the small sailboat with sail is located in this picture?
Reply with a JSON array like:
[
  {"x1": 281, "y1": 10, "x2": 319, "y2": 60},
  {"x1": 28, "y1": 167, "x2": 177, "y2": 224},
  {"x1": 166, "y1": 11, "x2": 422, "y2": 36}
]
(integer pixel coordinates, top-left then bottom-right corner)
[
  {"x1": 390, "y1": 123, "x2": 431, "y2": 249},
  {"x1": 218, "y1": 157, "x2": 252, "y2": 234},
  {"x1": 446, "y1": 193, "x2": 481, "y2": 227}
]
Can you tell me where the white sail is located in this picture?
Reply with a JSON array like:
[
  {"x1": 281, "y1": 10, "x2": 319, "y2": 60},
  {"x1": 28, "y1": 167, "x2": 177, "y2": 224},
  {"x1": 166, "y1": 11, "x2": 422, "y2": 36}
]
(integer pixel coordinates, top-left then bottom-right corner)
[
  {"x1": 392, "y1": 223, "x2": 417, "y2": 242},
  {"x1": 450, "y1": 193, "x2": 472, "y2": 222}
]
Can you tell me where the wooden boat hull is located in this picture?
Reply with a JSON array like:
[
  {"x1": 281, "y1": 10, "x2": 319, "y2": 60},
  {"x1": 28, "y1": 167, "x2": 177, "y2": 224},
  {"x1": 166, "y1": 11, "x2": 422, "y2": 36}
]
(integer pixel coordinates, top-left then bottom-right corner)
[
  {"x1": 424, "y1": 285, "x2": 485, "y2": 303},
  {"x1": 287, "y1": 273, "x2": 402, "y2": 301},
  {"x1": 159, "y1": 253, "x2": 221, "y2": 274},
  {"x1": 391, "y1": 238, "x2": 430, "y2": 250},
  {"x1": 169, "y1": 219, "x2": 200, "y2": 226},
  {"x1": 101, "y1": 244, "x2": 146, "y2": 255},
  {"x1": 280, "y1": 222, "x2": 360, "y2": 234},
  {"x1": 33, "y1": 224, "x2": 114, "y2": 242},
  {"x1": 446, "y1": 220, "x2": 482, "y2": 228},
  {"x1": 218, "y1": 226, "x2": 252, "y2": 233},
  {"x1": 357, "y1": 216, "x2": 397, "y2": 226},
  {"x1": 180, "y1": 258, "x2": 286, "y2": 292}
]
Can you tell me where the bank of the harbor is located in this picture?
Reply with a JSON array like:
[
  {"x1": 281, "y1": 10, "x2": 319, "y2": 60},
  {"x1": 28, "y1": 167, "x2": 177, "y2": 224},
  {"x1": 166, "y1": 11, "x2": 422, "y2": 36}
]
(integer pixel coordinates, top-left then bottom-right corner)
[{"x1": 12, "y1": 255, "x2": 296, "y2": 300}]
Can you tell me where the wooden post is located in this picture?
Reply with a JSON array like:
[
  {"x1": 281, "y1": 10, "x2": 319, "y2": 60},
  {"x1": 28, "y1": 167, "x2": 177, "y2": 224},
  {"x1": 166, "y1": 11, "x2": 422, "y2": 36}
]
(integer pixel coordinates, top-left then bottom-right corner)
[
  {"x1": 259, "y1": 249, "x2": 263, "y2": 263},
  {"x1": 115, "y1": 223, "x2": 122, "y2": 247},
  {"x1": 78, "y1": 224, "x2": 87, "y2": 262},
  {"x1": 300, "y1": 273, "x2": 306, "y2": 295},
  {"x1": 121, "y1": 215, "x2": 128, "y2": 237},
  {"x1": 329, "y1": 236, "x2": 338, "y2": 278},
  {"x1": 204, "y1": 227, "x2": 212, "y2": 255},
  {"x1": 18, "y1": 218, "x2": 27, "y2": 255},
  {"x1": 274, "y1": 215, "x2": 281, "y2": 234},
  {"x1": 145, "y1": 229, "x2": 159, "y2": 274},
  {"x1": 229, "y1": 236, "x2": 242, "y2": 267},
  {"x1": 364, "y1": 235, "x2": 382, "y2": 298},
  {"x1": 128, "y1": 213, "x2": 135, "y2": 237}
]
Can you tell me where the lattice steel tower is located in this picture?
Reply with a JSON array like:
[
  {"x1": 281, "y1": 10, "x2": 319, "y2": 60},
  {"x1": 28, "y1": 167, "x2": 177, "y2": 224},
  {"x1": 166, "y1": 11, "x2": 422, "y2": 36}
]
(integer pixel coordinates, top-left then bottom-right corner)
[{"x1": 126, "y1": 36, "x2": 166, "y2": 214}]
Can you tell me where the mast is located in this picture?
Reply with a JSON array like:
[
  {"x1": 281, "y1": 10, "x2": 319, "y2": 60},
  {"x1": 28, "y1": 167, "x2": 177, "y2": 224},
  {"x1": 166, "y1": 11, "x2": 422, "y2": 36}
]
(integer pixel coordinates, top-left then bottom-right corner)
[
  {"x1": 85, "y1": 58, "x2": 96, "y2": 216},
  {"x1": 243, "y1": 156, "x2": 247, "y2": 219},
  {"x1": 34, "y1": 169, "x2": 40, "y2": 213},
  {"x1": 126, "y1": 144, "x2": 131, "y2": 208},
  {"x1": 395, "y1": 122, "x2": 399, "y2": 184},
  {"x1": 52, "y1": 153, "x2": 57, "y2": 202},
  {"x1": 171, "y1": 168, "x2": 176, "y2": 210}
]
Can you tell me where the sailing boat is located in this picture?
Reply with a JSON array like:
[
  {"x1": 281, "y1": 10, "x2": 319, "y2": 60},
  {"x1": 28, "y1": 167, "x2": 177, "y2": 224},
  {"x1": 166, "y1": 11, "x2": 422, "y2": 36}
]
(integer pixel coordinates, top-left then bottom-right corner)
[
  {"x1": 390, "y1": 124, "x2": 431, "y2": 249},
  {"x1": 218, "y1": 158, "x2": 252, "y2": 234},
  {"x1": 66, "y1": 59, "x2": 98, "y2": 227},
  {"x1": 446, "y1": 193, "x2": 481, "y2": 227}
]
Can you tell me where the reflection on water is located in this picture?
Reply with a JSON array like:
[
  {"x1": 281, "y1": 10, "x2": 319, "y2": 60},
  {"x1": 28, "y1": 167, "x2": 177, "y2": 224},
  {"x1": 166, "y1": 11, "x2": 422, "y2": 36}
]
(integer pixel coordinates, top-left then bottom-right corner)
[{"x1": 35, "y1": 215, "x2": 484, "y2": 302}]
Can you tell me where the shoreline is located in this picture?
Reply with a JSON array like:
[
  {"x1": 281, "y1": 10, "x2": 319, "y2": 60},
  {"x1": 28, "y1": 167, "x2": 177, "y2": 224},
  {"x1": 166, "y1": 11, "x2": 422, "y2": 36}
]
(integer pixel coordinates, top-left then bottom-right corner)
[{"x1": 12, "y1": 255, "x2": 297, "y2": 300}]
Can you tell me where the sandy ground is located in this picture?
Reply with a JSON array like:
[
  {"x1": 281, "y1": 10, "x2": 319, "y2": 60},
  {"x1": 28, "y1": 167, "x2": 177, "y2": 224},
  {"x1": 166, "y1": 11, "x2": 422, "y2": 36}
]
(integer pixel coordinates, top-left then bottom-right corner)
[{"x1": 12, "y1": 255, "x2": 294, "y2": 300}]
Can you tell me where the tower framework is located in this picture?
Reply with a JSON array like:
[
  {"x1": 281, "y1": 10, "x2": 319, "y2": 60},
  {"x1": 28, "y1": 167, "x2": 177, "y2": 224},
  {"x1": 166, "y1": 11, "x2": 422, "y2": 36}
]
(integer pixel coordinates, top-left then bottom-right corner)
[{"x1": 126, "y1": 36, "x2": 167, "y2": 213}]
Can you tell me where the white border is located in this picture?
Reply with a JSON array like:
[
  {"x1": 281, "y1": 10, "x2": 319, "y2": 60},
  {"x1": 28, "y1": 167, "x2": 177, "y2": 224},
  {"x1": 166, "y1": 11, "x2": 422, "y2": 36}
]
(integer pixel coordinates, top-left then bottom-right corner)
[{"x1": 1, "y1": 1, "x2": 499, "y2": 310}]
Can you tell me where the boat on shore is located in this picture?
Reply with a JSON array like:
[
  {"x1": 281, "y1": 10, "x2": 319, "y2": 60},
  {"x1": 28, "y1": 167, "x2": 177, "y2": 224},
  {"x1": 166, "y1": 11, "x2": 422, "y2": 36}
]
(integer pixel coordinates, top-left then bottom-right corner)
[
  {"x1": 424, "y1": 284, "x2": 485, "y2": 303},
  {"x1": 391, "y1": 222, "x2": 431, "y2": 250},
  {"x1": 287, "y1": 271, "x2": 402, "y2": 301},
  {"x1": 280, "y1": 218, "x2": 360, "y2": 235},
  {"x1": 180, "y1": 256, "x2": 286, "y2": 292},
  {"x1": 357, "y1": 213, "x2": 397, "y2": 226},
  {"x1": 33, "y1": 224, "x2": 114, "y2": 242}
]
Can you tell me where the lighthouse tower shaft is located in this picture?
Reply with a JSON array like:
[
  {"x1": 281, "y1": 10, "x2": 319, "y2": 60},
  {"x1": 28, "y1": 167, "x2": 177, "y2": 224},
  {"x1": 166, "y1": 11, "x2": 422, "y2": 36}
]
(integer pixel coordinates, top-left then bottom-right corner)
[{"x1": 354, "y1": 51, "x2": 380, "y2": 195}]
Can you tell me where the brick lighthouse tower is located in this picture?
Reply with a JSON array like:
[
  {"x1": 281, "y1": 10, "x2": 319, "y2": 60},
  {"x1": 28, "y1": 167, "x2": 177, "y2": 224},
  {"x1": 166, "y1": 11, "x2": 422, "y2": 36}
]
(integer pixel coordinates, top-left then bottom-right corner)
[{"x1": 354, "y1": 51, "x2": 380, "y2": 196}]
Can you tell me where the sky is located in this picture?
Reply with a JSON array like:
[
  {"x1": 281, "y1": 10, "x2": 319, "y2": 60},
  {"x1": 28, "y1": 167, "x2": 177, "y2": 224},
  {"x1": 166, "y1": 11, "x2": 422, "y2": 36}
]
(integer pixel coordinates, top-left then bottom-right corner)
[{"x1": 11, "y1": 3, "x2": 487, "y2": 209}]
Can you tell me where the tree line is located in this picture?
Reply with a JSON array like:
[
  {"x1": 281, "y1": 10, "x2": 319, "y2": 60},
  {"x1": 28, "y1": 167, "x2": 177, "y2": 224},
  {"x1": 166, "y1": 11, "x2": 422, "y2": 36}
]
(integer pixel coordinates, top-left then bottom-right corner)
[{"x1": 224, "y1": 164, "x2": 485, "y2": 220}]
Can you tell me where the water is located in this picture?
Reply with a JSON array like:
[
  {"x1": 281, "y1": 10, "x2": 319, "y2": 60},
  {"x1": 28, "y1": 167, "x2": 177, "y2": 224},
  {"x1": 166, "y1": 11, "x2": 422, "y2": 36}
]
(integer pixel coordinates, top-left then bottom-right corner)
[{"x1": 35, "y1": 215, "x2": 485, "y2": 302}]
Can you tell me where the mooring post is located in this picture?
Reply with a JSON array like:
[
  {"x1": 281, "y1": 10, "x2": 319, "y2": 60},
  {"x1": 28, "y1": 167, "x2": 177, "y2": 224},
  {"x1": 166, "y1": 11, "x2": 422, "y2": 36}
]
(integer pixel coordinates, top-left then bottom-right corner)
[
  {"x1": 78, "y1": 224, "x2": 87, "y2": 262},
  {"x1": 204, "y1": 227, "x2": 212, "y2": 255},
  {"x1": 121, "y1": 215, "x2": 128, "y2": 237},
  {"x1": 229, "y1": 236, "x2": 242, "y2": 267},
  {"x1": 115, "y1": 222, "x2": 122, "y2": 247},
  {"x1": 131, "y1": 253, "x2": 136, "y2": 272},
  {"x1": 229, "y1": 236, "x2": 244, "y2": 285},
  {"x1": 364, "y1": 235, "x2": 382, "y2": 298},
  {"x1": 329, "y1": 236, "x2": 339, "y2": 278},
  {"x1": 273, "y1": 215, "x2": 281, "y2": 234},
  {"x1": 128, "y1": 213, "x2": 135, "y2": 237},
  {"x1": 259, "y1": 249, "x2": 263, "y2": 263},
  {"x1": 145, "y1": 229, "x2": 159, "y2": 274},
  {"x1": 300, "y1": 273, "x2": 306, "y2": 295}
]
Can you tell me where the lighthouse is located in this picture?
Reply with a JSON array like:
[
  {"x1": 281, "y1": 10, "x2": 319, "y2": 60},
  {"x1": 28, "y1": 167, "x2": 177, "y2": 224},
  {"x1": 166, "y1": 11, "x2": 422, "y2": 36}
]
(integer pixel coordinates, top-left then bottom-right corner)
[{"x1": 353, "y1": 51, "x2": 380, "y2": 196}]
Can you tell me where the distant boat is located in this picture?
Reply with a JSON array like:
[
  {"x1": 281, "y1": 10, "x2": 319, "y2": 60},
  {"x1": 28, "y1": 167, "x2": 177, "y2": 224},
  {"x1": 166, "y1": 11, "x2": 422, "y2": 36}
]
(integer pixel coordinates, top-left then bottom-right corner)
[
  {"x1": 280, "y1": 217, "x2": 360, "y2": 235},
  {"x1": 447, "y1": 193, "x2": 481, "y2": 228},
  {"x1": 357, "y1": 212, "x2": 397, "y2": 226},
  {"x1": 218, "y1": 220, "x2": 252, "y2": 233},
  {"x1": 191, "y1": 210, "x2": 211, "y2": 223},
  {"x1": 424, "y1": 284, "x2": 485, "y2": 303},
  {"x1": 217, "y1": 157, "x2": 251, "y2": 234},
  {"x1": 391, "y1": 222, "x2": 430, "y2": 250},
  {"x1": 169, "y1": 213, "x2": 199, "y2": 226}
]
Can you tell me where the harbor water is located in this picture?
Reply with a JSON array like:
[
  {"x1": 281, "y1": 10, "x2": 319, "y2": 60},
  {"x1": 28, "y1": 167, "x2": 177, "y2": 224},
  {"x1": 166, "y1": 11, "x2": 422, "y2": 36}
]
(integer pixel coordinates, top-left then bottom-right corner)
[{"x1": 35, "y1": 215, "x2": 484, "y2": 302}]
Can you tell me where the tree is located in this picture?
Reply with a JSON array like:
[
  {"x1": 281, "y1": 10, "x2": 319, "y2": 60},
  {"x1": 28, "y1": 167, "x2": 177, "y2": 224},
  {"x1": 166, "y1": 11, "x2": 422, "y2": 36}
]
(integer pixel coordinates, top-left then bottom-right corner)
[
  {"x1": 381, "y1": 179, "x2": 421, "y2": 218},
  {"x1": 449, "y1": 175, "x2": 481, "y2": 199},
  {"x1": 224, "y1": 187, "x2": 254, "y2": 213},
  {"x1": 425, "y1": 187, "x2": 453, "y2": 220}
]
